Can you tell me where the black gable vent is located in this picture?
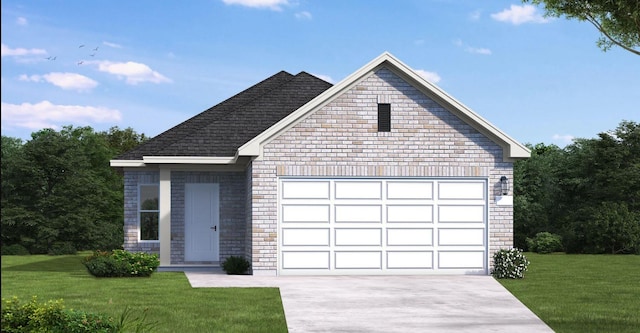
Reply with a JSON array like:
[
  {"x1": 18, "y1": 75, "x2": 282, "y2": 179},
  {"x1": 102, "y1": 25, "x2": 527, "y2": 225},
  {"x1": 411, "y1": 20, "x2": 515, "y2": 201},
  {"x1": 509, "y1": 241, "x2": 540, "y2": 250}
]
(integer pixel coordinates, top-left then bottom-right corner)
[{"x1": 378, "y1": 103, "x2": 391, "y2": 132}]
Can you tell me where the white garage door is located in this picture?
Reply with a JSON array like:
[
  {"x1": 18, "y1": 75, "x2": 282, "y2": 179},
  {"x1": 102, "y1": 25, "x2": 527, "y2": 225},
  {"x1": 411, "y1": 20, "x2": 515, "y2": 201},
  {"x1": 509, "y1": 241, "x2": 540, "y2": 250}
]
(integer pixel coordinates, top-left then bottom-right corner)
[{"x1": 278, "y1": 178, "x2": 488, "y2": 275}]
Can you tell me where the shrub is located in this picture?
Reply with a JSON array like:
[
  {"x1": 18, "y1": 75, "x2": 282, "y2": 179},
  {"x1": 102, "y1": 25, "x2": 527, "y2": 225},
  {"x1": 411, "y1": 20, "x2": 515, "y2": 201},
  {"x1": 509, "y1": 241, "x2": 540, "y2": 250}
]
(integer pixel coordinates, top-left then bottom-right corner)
[
  {"x1": 1, "y1": 296, "x2": 158, "y2": 333},
  {"x1": 1, "y1": 296, "x2": 116, "y2": 333},
  {"x1": 526, "y1": 232, "x2": 563, "y2": 254},
  {"x1": 222, "y1": 256, "x2": 251, "y2": 275},
  {"x1": 1, "y1": 244, "x2": 30, "y2": 255},
  {"x1": 49, "y1": 241, "x2": 78, "y2": 255},
  {"x1": 491, "y1": 248, "x2": 530, "y2": 279},
  {"x1": 83, "y1": 250, "x2": 159, "y2": 277}
]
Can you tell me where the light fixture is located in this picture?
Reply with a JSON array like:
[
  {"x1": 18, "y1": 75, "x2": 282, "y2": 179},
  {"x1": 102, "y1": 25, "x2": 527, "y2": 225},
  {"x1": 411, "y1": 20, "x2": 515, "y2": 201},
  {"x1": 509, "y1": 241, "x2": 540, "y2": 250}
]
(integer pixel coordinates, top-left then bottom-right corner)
[{"x1": 500, "y1": 176, "x2": 509, "y2": 195}]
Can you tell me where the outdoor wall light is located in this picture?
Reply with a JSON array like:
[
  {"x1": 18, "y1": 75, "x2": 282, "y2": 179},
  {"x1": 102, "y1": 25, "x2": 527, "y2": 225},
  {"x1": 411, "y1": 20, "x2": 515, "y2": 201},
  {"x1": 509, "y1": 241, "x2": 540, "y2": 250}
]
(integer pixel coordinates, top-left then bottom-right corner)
[{"x1": 500, "y1": 176, "x2": 509, "y2": 195}]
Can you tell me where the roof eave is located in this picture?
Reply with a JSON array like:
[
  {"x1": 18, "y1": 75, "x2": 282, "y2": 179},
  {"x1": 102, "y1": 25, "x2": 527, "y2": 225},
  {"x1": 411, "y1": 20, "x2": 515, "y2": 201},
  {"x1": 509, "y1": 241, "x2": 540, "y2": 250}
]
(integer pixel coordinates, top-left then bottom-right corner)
[{"x1": 110, "y1": 155, "x2": 240, "y2": 168}]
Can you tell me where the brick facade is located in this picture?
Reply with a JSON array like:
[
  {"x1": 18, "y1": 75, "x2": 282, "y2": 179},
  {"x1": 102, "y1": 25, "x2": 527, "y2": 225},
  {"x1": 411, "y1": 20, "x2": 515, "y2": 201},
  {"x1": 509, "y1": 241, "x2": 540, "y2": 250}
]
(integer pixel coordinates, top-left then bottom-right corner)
[
  {"x1": 250, "y1": 67, "x2": 514, "y2": 274},
  {"x1": 123, "y1": 170, "x2": 247, "y2": 264}
]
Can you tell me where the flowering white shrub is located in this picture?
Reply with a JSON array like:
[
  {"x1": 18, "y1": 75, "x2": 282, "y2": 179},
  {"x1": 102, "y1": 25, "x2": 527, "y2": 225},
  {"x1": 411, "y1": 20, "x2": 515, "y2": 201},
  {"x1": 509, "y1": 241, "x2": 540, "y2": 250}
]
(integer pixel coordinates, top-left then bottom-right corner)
[{"x1": 491, "y1": 248, "x2": 530, "y2": 279}]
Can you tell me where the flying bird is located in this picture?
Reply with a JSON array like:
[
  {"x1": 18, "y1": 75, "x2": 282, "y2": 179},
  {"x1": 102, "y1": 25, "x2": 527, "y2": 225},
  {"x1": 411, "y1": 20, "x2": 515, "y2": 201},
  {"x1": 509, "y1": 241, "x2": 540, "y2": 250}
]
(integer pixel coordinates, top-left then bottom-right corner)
[
  {"x1": 45, "y1": 56, "x2": 57, "y2": 61},
  {"x1": 93, "y1": 46, "x2": 99, "y2": 51},
  {"x1": 77, "y1": 60, "x2": 84, "y2": 65},
  {"x1": 90, "y1": 53, "x2": 96, "y2": 57},
  {"x1": 79, "y1": 44, "x2": 85, "y2": 48}
]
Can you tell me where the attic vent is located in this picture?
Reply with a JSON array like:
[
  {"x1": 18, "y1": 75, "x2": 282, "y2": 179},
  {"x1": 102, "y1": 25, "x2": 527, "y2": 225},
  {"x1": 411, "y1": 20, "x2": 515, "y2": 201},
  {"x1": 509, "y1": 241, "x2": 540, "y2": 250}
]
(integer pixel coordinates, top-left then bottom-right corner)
[{"x1": 378, "y1": 103, "x2": 391, "y2": 132}]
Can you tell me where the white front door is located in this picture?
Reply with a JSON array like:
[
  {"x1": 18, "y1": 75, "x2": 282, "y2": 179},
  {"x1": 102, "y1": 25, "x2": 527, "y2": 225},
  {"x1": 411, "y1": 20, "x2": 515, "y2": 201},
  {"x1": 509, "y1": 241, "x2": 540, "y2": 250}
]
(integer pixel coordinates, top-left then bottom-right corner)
[{"x1": 185, "y1": 183, "x2": 220, "y2": 262}]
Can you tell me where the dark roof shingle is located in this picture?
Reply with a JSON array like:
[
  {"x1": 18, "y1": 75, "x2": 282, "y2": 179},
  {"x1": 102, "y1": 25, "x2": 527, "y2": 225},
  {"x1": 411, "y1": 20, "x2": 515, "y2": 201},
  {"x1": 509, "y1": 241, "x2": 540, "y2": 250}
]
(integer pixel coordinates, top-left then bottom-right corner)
[{"x1": 116, "y1": 71, "x2": 332, "y2": 160}]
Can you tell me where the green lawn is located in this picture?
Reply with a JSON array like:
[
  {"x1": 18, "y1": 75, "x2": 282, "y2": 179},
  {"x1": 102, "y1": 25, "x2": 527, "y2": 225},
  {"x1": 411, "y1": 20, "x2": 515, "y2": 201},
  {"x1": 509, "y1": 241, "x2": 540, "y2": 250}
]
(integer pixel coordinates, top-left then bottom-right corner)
[
  {"x1": 1, "y1": 254, "x2": 288, "y2": 333},
  {"x1": 498, "y1": 253, "x2": 640, "y2": 333},
  {"x1": 3, "y1": 253, "x2": 639, "y2": 333}
]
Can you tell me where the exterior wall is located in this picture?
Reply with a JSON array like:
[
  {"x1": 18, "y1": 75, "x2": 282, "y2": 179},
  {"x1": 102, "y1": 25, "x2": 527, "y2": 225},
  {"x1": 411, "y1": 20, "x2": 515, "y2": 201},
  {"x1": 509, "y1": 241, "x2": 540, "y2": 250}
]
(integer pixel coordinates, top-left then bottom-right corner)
[
  {"x1": 251, "y1": 67, "x2": 514, "y2": 274},
  {"x1": 123, "y1": 170, "x2": 247, "y2": 264}
]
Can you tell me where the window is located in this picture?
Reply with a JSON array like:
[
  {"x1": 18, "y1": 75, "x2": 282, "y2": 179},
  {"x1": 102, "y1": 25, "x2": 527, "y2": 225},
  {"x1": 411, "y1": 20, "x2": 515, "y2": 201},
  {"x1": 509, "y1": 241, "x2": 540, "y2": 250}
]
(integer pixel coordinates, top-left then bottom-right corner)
[
  {"x1": 139, "y1": 185, "x2": 159, "y2": 241},
  {"x1": 378, "y1": 103, "x2": 391, "y2": 132}
]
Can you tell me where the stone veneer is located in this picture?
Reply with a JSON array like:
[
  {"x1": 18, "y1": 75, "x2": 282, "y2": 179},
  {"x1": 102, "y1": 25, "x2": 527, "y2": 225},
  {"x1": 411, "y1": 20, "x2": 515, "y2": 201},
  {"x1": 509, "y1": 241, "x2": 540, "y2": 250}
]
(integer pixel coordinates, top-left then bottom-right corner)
[
  {"x1": 123, "y1": 170, "x2": 247, "y2": 264},
  {"x1": 250, "y1": 67, "x2": 514, "y2": 274}
]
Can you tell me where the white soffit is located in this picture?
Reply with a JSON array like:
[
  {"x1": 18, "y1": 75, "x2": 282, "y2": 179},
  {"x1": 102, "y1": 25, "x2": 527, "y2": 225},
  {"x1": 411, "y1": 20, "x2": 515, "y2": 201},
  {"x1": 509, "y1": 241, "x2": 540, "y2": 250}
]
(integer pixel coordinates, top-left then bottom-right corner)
[{"x1": 238, "y1": 51, "x2": 530, "y2": 161}]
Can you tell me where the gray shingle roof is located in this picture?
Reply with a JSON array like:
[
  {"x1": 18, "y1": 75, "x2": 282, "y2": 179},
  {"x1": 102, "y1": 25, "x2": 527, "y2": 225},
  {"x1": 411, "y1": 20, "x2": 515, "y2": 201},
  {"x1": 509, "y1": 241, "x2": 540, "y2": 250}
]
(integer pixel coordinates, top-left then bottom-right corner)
[{"x1": 116, "y1": 71, "x2": 333, "y2": 160}]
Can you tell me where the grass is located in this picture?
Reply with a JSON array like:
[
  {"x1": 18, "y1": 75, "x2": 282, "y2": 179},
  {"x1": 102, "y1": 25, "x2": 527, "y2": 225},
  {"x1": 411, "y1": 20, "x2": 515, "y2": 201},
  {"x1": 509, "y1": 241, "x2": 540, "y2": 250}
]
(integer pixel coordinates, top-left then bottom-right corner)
[
  {"x1": 1, "y1": 254, "x2": 288, "y2": 333},
  {"x1": 498, "y1": 253, "x2": 640, "y2": 333}
]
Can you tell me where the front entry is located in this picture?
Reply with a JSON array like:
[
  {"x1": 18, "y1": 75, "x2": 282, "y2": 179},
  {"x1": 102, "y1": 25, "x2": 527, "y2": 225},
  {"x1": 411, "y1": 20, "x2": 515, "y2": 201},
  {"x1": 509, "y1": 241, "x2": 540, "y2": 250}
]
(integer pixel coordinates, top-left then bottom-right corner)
[{"x1": 185, "y1": 183, "x2": 220, "y2": 262}]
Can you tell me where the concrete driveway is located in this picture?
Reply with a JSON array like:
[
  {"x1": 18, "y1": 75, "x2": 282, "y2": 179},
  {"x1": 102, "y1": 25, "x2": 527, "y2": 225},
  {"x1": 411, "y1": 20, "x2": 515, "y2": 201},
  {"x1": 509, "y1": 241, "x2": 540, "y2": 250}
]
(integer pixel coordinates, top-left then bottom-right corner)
[{"x1": 186, "y1": 273, "x2": 553, "y2": 333}]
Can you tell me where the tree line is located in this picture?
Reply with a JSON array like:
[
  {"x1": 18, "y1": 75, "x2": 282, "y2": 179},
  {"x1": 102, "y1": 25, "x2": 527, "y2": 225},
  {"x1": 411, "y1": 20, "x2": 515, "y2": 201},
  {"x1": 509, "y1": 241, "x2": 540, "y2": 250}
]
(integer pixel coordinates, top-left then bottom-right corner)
[
  {"x1": 514, "y1": 120, "x2": 639, "y2": 254},
  {"x1": 1, "y1": 126, "x2": 148, "y2": 254},
  {"x1": 1, "y1": 121, "x2": 638, "y2": 255}
]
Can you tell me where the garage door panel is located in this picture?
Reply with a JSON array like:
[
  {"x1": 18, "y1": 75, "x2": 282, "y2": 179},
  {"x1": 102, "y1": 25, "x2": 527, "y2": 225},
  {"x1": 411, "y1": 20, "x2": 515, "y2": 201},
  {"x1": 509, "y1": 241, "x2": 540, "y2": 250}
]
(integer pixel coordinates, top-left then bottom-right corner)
[
  {"x1": 282, "y1": 228, "x2": 330, "y2": 246},
  {"x1": 387, "y1": 181, "x2": 433, "y2": 199},
  {"x1": 335, "y1": 181, "x2": 382, "y2": 199},
  {"x1": 387, "y1": 228, "x2": 433, "y2": 246},
  {"x1": 438, "y1": 229, "x2": 484, "y2": 246},
  {"x1": 282, "y1": 205, "x2": 330, "y2": 223},
  {"x1": 335, "y1": 251, "x2": 382, "y2": 269},
  {"x1": 335, "y1": 205, "x2": 381, "y2": 223},
  {"x1": 282, "y1": 251, "x2": 330, "y2": 269},
  {"x1": 335, "y1": 228, "x2": 382, "y2": 246},
  {"x1": 387, "y1": 205, "x2": 433, "y2": 223},
  {"x1": 282, "y1": 181, "x2": 330, "y2": 199},
  {"x1": 438, "y1": 182, "x2": 485, "y2": 200},
  {"x1": 438, "y1": 251, "x2": 485, "y2": 269},
  {"x1": 438, "y1": 205, "x2": 484, "y2": 223},
  {"x1": 387, "y1": 251, "x2": 433, "y2": 269}
]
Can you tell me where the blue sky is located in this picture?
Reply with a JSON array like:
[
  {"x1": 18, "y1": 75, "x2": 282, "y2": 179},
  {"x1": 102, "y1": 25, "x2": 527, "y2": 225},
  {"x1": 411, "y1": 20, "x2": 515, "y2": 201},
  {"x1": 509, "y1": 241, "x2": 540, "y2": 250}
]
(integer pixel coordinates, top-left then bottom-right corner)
[{"x1": 2, "y1": 0, "x2": 638, "y2": 147}]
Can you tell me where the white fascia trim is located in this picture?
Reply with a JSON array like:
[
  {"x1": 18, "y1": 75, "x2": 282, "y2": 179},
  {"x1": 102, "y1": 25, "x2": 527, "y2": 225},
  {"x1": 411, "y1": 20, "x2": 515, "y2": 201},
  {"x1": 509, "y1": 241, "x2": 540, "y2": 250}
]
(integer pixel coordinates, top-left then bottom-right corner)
[
  {"x1": 110, "y1": 155, "x2": 238, "y2": 167},
  {"x1": 142, "y1": 156, "x2": 238, "y2": 164},
  {"x1": 238, "y1": 51, "x2": 530, "y2": 160},
  {"x1": 110, "y1": 160, "x2": 146, "y2": 167}
]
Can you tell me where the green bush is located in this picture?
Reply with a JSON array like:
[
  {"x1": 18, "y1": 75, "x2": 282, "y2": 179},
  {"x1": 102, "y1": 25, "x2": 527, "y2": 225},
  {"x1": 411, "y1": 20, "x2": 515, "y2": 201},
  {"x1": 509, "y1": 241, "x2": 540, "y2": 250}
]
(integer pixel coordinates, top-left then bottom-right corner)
[
  {"x1": 1, "y1": 296, "x2": 116, "y2": 332},
  {"x1": 1, "y1": 244, "x2": 30, "y2": 255},
  {"x1": 222, "y1": 256, "x2": 251, "y2": 275},
  {"x1": 83, "y1": 250, "x2": 159, "y2": 277},
  {"x1": 491, "y1": 248, "x2": 530, "y2": 279},
  {"x1": 526, "y1": 232, "x2": 563, "y2": 254},
  {"x1": 49, "y1": 241, "x2": 78, "y2": 255}
]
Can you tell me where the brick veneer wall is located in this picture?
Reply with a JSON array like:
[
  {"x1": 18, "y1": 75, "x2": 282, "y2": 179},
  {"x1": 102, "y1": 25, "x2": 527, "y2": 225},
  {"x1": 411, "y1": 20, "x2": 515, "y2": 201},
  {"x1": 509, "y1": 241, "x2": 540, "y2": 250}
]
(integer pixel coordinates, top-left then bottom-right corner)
[
  {"x1": 250, "y1": 67, "x2": 514, "y2": 274},
  {"x1": 123, "y1": 170, "x2": 247, "y2": 264}
]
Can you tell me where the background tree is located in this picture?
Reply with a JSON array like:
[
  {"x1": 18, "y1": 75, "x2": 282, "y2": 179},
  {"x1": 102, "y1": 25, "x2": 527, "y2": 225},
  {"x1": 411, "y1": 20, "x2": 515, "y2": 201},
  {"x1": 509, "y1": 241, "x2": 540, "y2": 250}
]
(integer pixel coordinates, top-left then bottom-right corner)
[
  {"x1": 1, "y1": 126, "x2": 147, "y2": 254},
  {"x1": 524, "y1": 0, "x2": 640, "y2": 56},
  {"x1": 514, "y1": 120, "x2": 640, "y2": 254}
]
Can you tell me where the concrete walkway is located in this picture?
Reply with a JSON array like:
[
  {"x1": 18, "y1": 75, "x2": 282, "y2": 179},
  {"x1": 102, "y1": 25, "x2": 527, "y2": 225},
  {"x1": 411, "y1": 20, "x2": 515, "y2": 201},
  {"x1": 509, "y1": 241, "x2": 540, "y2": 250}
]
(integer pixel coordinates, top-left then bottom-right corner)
[{"x1": 186, "y1": 273, "x2": 554, "y2": 333}]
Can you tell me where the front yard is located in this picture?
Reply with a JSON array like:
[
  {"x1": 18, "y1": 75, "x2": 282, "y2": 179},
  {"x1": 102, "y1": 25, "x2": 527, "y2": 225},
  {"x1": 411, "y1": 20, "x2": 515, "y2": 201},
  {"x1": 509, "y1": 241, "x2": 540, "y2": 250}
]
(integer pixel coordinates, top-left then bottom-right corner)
[
  {"x1": 498, "y1": 253, "x2": 640, "y2": 333},
  {"x1": 2, "y1": 253, "x2": 638, "y2": 332}
]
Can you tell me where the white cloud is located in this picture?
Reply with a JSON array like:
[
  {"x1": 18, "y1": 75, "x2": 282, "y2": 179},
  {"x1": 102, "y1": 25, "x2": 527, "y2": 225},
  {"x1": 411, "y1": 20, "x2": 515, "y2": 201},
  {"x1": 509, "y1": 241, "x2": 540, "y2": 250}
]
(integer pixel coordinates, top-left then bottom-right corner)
[
  {"x1": 16, "y1": 17, "x2": 28, "y2": 26},
  {"x1": 103, "y1": 41, "x2": 123, "y2": 49},
  {"x1": 552, "y1": 134, "x2": 575, "y2": 145},
  {"x1": 454, "y1": 39, "x2": 492, "y2": 55},
  {"x1": 1, "y1": 43, "x2": 46, "y2": 57},
  {"x1": 491, "y1": 4, "x2": 549, "y2": 25},
  {"x1": 469, "y1": 10, "x2": 481, "y2": 21},
  {"x1": 20, "y1": 72, "x2": 98, "y2": 92},
  {"x1": 222, "y1": 0, "x2": 289, "y2": 11},
  {"x1": 295, "y1": 11, "x2": 312, "y2": 20},
  {"x1": 310, "y1": 73, "x2": 335, "y2": 84},
  {"x1": 96, "y1": 61, "x2": 172, "y2": 85},
  {"x1": 465, "y1": 47, "x2": 492, "y2": 55},
  {"x1": 0, "y1": 101, "x2": 122, "y2": 131},
  {"x1": 415, "y1": 69, "x2": 441, "y2": 83}
]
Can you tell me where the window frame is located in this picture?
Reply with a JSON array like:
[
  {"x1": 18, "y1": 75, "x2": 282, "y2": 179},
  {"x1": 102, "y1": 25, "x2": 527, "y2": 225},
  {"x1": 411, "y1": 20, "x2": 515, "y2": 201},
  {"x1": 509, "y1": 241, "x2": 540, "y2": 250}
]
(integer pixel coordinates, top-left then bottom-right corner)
[{"x1": 138, "y1": 184, "x2": 160, "y2": 242}]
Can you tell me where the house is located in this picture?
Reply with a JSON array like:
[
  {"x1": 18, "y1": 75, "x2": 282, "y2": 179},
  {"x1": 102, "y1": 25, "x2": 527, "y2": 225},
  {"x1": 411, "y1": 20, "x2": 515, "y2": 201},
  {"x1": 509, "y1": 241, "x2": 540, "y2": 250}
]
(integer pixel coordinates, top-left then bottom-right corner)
[{"x1": 110, "y1": 52, "x2": 530, "y2": 276}]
